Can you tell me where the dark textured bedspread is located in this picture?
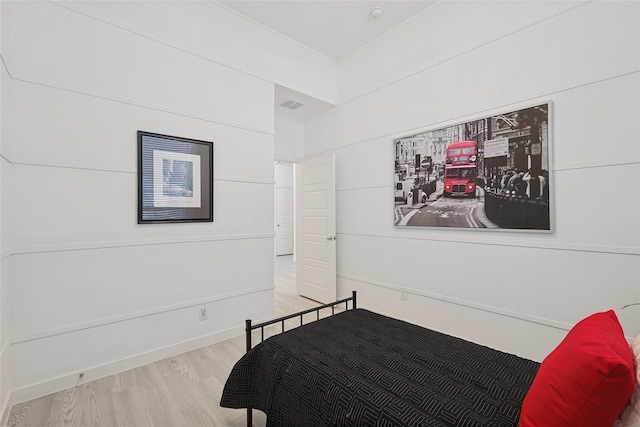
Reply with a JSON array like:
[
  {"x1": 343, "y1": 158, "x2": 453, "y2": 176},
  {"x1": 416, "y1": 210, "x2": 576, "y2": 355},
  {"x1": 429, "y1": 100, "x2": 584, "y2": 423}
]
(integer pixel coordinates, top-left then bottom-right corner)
[{"x1": 220, "y1": 309, "x2": 539, "y2": 426}]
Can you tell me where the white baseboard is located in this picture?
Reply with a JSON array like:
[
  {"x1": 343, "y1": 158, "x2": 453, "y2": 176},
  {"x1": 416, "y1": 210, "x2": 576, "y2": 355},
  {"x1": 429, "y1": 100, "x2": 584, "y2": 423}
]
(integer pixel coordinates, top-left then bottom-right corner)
[
  {"x1": 0, "y1": 390, "x2": 10, "y2": 427},
  {"x1": 0, "y1": 339, "x2": 9, "y2": 425},
  {"x1": 7, "y1": 325, "x2": 244, "y2": 408}
]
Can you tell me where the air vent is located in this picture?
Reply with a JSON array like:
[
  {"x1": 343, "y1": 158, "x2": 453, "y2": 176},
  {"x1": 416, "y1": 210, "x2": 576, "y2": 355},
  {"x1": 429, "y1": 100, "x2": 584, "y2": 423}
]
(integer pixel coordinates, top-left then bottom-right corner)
[{"x1": 280, "y1": 99, "x2": 304, "y2": 110}]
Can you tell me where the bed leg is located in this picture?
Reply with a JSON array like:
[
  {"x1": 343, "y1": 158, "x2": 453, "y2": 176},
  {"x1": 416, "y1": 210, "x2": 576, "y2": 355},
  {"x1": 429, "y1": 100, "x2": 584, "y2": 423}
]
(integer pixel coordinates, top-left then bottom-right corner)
[
  {"x1": 245, "y1": 319, "x2": 252, "y2": 352},
  {"x1": 245, "y1": 319, "x2": 253, "y2": 426}
]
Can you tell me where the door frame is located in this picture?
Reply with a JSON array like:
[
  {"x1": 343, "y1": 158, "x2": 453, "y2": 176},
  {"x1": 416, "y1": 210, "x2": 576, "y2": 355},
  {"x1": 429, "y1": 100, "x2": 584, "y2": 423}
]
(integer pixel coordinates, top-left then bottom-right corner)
[{"x1": 274, "y1": 162, "x2": 295, "y2": 257}]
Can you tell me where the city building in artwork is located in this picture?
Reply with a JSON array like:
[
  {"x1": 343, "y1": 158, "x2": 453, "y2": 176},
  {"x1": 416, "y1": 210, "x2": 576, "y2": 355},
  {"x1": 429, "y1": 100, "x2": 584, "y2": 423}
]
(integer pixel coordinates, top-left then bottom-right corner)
[{"x1": 395, "y1": 104, "x2": 549, "y2": 184}]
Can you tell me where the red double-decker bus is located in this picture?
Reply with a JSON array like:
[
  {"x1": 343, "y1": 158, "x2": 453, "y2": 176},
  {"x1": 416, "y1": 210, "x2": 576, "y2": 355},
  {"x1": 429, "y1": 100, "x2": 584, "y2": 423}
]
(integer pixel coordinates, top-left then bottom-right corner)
[{"x1": 443, "y1": 140, "x2": 478, "y2": 197}]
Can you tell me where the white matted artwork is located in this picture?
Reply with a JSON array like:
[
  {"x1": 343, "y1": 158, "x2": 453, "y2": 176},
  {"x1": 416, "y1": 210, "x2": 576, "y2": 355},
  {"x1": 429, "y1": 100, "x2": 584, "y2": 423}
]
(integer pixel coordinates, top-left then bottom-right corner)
[{"x1": 152, "y1": 150, "x2": 201, "y2": 208}]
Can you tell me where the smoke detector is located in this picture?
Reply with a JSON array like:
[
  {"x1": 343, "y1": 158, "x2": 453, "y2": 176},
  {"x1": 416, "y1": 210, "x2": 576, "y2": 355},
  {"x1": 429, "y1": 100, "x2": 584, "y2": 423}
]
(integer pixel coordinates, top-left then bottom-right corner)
[{"x1": 370, "y1": 7, "x2": 383, "y2": 19}]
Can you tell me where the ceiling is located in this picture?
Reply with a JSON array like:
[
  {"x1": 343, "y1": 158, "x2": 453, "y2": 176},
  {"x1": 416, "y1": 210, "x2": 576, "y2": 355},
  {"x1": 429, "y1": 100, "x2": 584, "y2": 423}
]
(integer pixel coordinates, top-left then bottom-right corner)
[
  {"x1": 221, "y1": 1, "x2": 438, "y2": 61},
  {"x1": 221, "y1": 0, "x2": 439, "y2": 118}
]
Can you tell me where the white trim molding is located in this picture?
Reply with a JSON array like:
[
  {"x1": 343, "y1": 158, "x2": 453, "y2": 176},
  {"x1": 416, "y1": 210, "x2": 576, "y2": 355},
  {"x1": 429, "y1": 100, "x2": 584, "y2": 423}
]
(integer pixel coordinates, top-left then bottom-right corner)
[
  {"x1": 12, "y1": 285, "x2": 274, "y2": 345},
  {"x1": 338, "y1": 272, "x2": 573, "y2": 332},
  {"x1": 7, "y1": 286, "x2": 275, "y2": 406},
  {"x1": 8, "y1": 323, "x2": 245, "y2": 407},
  {"x1": 338, "y1": 230, "x2": 640, "y2": 256},
  {"x1": 11, "y1": 232, "x2": 274, "y2": 256}
]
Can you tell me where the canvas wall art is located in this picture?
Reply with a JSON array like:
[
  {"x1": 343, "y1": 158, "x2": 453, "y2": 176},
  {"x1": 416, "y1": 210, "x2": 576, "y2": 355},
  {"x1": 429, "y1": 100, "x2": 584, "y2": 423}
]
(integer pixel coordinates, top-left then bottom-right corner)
[{"x1": 394, "y1": 102, "x2": 551, "y2": 231}]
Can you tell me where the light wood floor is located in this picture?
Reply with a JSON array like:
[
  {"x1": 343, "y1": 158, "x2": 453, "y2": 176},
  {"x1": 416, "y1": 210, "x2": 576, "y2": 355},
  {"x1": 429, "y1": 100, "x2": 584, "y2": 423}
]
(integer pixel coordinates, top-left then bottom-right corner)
[{"x1": 2, "y1": 255, "x2": 321, "y2": 427}]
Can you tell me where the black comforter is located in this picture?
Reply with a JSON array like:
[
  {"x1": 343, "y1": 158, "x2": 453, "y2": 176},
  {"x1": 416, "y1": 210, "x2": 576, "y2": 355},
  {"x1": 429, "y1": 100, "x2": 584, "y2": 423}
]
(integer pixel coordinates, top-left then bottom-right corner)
[{"x1": 221, "y1": 309, "x2": 539, "y2": 426}]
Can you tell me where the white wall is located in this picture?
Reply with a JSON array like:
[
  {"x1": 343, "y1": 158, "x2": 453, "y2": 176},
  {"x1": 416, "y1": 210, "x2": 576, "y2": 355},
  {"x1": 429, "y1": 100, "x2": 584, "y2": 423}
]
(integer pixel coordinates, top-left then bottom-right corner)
[
  {"x1": 0, "y1": 0, "x2": 9, "y2": 413},
  {"x1": 337, "y1": 1, "x2": 588, "y2": 104},
  {"x1": 306, "y1": 1, "x2": 640, "y2": 362},
  {"x1": 54, "y1": 0, "x2": 337, "y2": 106},
  {"x1": 0, "y1": 0, "x2": 332, "y2": 409},
  {"x1": 275, "y1": 113, "x2": 305, "y2": 163}
]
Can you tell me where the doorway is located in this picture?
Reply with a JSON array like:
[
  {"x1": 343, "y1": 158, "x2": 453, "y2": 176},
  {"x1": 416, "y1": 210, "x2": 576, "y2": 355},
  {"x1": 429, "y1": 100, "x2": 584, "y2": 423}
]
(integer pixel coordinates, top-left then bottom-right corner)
[
  {"x1": 274, "y1": 155, "x2": 336, "y2": 304},
  {"x1": 275, "y1": 162, "x2": 295, "y2": 257}
]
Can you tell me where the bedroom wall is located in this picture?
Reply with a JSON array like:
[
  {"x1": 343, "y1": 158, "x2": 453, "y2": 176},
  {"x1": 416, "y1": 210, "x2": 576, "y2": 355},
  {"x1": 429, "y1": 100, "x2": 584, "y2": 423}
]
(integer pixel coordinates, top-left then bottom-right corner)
[
  {"x1": 0, "y1": 0, "x2": 9, "y2": 413},
  {"x1": 52, "y1": 0, "x2": 337, "y2": 106},
  {"x1": 0, "y1": 0, "x2": 334, "y2": 409},
  {"x1": 275, "y1": 113, "x2": 305, "y2": 163},
  {"x1": 306, "y1": 0, "x2": 640, "y2": 362}
]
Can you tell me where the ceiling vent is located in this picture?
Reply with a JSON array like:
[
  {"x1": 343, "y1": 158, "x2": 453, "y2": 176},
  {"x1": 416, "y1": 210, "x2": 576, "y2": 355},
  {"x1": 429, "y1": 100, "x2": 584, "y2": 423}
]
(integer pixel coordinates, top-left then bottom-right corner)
[{"x1": 280, "y1": 99, "x2": 304, "y2": 110}]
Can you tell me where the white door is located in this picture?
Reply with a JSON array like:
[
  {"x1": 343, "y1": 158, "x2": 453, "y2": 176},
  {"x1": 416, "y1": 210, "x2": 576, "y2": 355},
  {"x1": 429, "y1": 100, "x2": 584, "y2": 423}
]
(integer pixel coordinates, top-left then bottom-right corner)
[
  {"x1": 295, "y1": 155, "x2": 336, "y2": 303},
  {"x1": 275, "y1": 187, "x2": 294, "y2": 256}
]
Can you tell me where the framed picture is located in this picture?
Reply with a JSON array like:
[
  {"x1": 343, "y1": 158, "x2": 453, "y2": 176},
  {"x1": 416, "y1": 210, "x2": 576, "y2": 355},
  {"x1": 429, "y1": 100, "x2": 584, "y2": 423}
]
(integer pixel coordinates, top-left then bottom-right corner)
[
  {"x1": 394, "y1": 102, "x2": 552, "y2": 232},
  {"x1": 138, "y1": 131, "x2": 213, "y2": 224}
]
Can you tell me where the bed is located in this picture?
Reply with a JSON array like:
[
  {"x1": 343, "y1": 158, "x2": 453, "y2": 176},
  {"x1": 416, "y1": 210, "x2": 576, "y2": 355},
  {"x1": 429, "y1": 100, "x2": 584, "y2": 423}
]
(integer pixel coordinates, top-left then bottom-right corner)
[
  {"x1": 221, "y1": 292, "x2": 638, "y2": 426},
  {"x1": 220, "y1": 292, "x2": 542, "y2": 426}
]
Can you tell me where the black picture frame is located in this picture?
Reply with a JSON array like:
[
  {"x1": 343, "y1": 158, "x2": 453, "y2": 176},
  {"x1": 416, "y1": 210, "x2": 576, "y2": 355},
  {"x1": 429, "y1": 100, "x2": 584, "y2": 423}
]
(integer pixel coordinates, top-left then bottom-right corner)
[{"x1": 138, "y1": 131, "x2": 213, "y2": 224}]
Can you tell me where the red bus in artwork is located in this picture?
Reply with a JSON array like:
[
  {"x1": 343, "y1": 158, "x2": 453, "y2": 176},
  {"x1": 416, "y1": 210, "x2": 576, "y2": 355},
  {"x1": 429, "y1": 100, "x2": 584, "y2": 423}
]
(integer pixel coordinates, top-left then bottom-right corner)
[{"x1": 443, "y1": 140, "x2": 478, "y2": 197}]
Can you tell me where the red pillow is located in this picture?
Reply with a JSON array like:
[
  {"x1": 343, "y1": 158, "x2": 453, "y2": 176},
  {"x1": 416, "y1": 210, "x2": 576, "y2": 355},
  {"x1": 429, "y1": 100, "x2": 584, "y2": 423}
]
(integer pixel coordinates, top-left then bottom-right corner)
[{"x1": 519, "y1": 310, "x2": 635, "y2": 427}]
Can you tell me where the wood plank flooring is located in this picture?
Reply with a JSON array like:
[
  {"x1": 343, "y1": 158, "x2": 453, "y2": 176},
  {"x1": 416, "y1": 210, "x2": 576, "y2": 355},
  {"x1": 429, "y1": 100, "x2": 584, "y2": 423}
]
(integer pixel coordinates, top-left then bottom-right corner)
[{"x1": 3, "y1": 255, "x2": 323, "y2": 427}]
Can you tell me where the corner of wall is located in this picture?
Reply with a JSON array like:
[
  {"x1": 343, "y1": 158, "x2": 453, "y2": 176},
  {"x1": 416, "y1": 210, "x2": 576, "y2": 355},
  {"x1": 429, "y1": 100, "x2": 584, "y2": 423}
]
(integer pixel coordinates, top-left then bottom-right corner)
[
  {"x1": 0, "y1": 340, "x2": 9, "y2": 424},
  {"x1": 0, "y1": 0, "x2": 10, "y2": 419}
]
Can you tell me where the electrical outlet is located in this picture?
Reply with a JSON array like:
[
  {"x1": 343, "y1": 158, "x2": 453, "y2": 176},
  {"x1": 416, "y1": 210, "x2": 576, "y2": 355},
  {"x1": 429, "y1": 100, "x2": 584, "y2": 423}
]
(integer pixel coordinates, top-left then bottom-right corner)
[
  {"x1": 400, "y1": 289, "x2": 407, "y2": 301},
  {"x1": 199, "y1": 304, "x2": 208, "y2": 321}
]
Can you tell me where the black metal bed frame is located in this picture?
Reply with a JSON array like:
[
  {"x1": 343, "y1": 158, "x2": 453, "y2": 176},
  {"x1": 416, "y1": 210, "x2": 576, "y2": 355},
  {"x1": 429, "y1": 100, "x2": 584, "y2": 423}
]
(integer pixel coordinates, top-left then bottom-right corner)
[{"x1": 243, "y1": 291, "x2": 357, "y2": 426}]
